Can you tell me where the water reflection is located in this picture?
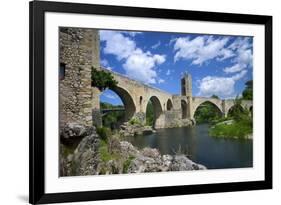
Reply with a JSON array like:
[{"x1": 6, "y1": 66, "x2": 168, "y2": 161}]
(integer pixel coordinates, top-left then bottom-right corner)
[{"x1": 124, "y1": 124, "x2": 253, "y2": 169}]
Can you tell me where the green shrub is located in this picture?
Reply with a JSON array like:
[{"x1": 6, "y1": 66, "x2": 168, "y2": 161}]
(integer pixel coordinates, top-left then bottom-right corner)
[
  {"x1": 209, "y1": 119, "x2": 252, "y2": 139},
  {"x1": 123, "y1": 155, "x2": 135, "y2": 173},
  {"x1": 91, "y1": 67, "x2": 118, "y2": 91},
  {"x1": 129, "y1": 117, "x2": 141, "y2": 125},
  {"x1": 96, "y1": 127, "x2": 112, "y2": 142}
]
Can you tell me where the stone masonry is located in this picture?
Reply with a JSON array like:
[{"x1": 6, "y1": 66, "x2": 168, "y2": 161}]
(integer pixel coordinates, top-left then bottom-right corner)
[{"x1": 59, "y1": 27, "x2": 99, "y2": 128}]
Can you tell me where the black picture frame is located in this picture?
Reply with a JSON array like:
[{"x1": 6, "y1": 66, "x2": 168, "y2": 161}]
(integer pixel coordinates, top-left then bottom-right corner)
[{"x1": 29, "y1": 1, "x2": 272, "y2": 204}]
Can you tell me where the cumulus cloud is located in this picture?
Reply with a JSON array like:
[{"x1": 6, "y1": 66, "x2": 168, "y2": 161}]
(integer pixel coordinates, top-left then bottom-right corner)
[
  {"x1": 223, "y1": 37, "x2": 252, "y2": 73},
  {"x1": 100, "y1": 30, "x2": 166, "y2": 84},
  {"x1": 173, "y1": 35, "x2": 232, "y2": 65},
  {"x1": 198, "y1": 70, "x2": 247, "y2": 98},
  {"x1": 100, "y1": 30, "x2": 136, "y2": 60}
]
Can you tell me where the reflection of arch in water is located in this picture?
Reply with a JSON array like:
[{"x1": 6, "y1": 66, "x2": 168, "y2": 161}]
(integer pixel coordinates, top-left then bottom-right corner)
[
  {"x1": 103, "y1": 86, "x2": 136, "y2": 122},
  {"x1": 181, "y1": 100, "x2": 187, "y2": 119},
  {"x1": 146, "y1": 96, "x2": 163, "y2": 128},
  {"x1": 166, "y1": 99, "x2": 173, "y2": 111}
]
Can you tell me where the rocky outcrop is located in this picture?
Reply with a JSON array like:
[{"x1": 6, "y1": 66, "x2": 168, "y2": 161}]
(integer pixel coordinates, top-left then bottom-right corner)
[
  {"x1": 119, "y1": 122, "x2": 156, "y2": 137},
  {"x1": 127, "y1": 147, "x2": 206, "y2": 173},
  {"x1": 60, "y1": 123, "x2": 206, "y2": 176},
  {"x1": 60, "y1": 123, "x2": 100, "y2": 176},
  {"x1": 71, "y1": 130, "x2": 100, "y2": 176},
  {"x1": 60, "y1": 122, "x2": 94, "y2": 145}
]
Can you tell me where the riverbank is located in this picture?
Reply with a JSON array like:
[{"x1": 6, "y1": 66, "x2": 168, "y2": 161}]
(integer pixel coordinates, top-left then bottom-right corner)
[
  {"x1": 60, "y1": 123, "x2": 207, "y2": 176},
  {"x1": 209, "y1": 119, "x2": 253, "y2": 139}
]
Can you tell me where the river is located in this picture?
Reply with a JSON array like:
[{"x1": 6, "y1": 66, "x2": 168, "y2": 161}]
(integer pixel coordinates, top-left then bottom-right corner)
[{"x1": 124, "y1": 124, "x2": 253, "y2": 169}]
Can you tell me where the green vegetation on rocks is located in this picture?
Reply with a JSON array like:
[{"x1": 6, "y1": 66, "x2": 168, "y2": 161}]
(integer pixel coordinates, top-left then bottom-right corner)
[{"x1": 209, "y1": 98, "x2": 252, "y2": 139}]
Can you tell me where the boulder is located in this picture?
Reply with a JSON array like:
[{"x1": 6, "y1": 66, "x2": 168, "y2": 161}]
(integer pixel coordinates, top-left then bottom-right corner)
[
  {"x1": 60, "y1": 122, "x2": 94, "y2": 144},
  {"x1": 70, "y1": 129, "x2": 100, "y2": 176},
  {"x1": 170, "y1": 155, "x2": 207, "y2": 171}
]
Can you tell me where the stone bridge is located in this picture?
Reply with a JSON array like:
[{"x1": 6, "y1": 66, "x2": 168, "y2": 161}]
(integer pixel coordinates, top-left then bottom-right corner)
[
  {"x1": 92, "y1": 68, "x2": 253, "y2": 129},
  {"x1": 59, "y1": 27, "x2": 252, "y2": 129}
]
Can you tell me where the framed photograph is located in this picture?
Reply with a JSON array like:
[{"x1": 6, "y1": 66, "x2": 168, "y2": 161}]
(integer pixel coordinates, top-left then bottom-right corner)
[{"x1": 29, "y1": 1, "x2": 272, "y2": 204}]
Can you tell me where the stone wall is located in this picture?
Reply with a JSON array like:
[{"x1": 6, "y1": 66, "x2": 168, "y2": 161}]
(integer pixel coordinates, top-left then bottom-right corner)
[{"x1": 59, "y1": 27, "x2": 99, "y2": 128}]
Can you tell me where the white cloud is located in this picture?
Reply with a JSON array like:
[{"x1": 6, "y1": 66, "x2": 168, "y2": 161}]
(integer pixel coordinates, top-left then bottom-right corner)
[
  {"x1": 223, "y1": 63, "x2": 246, "y2": 73},
  {"x1": 172, "y1": 35, "x2": 253, "y2": 76},
  {"x1": 121, "y1": 31, "x2": 142, "y2": 37},
  {"x1": 198, "y1": 70, "x2": 247, "y2": 98},
  {"x1": 100, "y1": 59, "x2": 109, "y2": 67},
  {"x1": 100, "y1": 30, "x2": 136, "y2": 60},
  {"x1": 123, "y1": 49, "x2": 165, "y2": 84},
  {"x1": 223, "y1": 37, "x2": 253, "y2": 73},
  {"x1": 166, "y1": 69, "x2": 171, "y2": 76},
  {"x1": 104, "y1": 66, "x2": 112, "y2": 71},
  {"x1": 152, "y1": 41, "x2": 161, "y2": 49},
  {"x1": 100, "y1": 59, "x2": 113, "y2": 70},
  {"x1": 173, "y1": 35, "x2": 231, "y2": 65},
  {"x1": 158, "y1": 78, "x2": 165, "y2": 84},
  {"x1": 103, "y1": 92, "x2": 118, "y2": 99},
  {"x1": 100, "y1": 30, "x2": 166, "y2": 84}
]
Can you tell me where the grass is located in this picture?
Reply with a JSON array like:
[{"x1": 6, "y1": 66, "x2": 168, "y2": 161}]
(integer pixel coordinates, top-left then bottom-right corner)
[
  {"x1": 98, "y1": 140, "x2": 121, "y2": 162},
  {"x1": 122, "y1": 155, "x2": 135, "y2": 173},
  {"x1": 209, "y1": 120, "x2": 252, "y2": 139}
]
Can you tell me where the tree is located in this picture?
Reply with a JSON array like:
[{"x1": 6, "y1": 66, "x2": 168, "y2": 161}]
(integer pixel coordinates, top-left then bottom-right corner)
[
  {"x1": 211, "y1": 94, "x2": 219, "y2": 99},
  {"x1": 242, "y1": 80, "x2": 253, "y2": 100},
  {"x1": 194, "y1": 102, "x2": 222, "y2": 123},
  {"x1": 91, "y1": 67, "x2": 118, "y2": 91},
  {"x1": 146, "y1": 101, "x2": 154, "y2": 126}
]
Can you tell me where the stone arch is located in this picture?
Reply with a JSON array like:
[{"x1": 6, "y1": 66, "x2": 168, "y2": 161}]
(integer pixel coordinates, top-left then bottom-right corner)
[
  {"x1": 181, "y1": 100, "x2": 188, "y2": 119},
  {"x1": 226, "y1": 103, "x2": 245, "y2": 117},
  {"x1": 146, "y1": 96, "x2": 163, "y2": 128},
  {"x1": 166, "y1": 99, "x2": 173, "y2": 111},
  {"x1": 193, "y1": 99, "x2": 223, "y2": 113},
  {"x1": 108, "y1": 86, "x2": 136, "y2": 121},
  {"x1": 193, "y1": 100, "x2": 223, "y2": 119},
  {"x1": 249, "y1": 106, "x2": 253, "y2": 112}
]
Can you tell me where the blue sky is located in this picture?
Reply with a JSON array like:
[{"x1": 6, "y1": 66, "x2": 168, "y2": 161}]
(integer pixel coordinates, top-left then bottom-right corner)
[{"x1": 99, "y1": 30, "x2": 253, "y2": 105}]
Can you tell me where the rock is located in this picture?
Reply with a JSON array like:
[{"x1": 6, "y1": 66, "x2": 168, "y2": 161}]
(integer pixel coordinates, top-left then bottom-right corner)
[
  {"x1": 119, "y1": 123, "x2": 155, "y2": 137},
  {"x1": 169, "y1": 155, "x2": 206, "y2": 171},
  {"x1": 60, "y1": 122, "x2": 94, "y2": 143},
  {"x1": 71, "y1": 130, "x2": 100, "y2": 176},
  {"x1": 141, "y1": 147, "x2": 160, "y2": 158},
  {"x1": 120, "y1": 141, "x2": 139, "y2": 156}
]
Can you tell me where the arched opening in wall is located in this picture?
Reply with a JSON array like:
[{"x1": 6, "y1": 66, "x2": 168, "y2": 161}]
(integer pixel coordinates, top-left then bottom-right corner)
[
  {"x1": 100, "y1": 87, "x2": 136, "y2": 130},
  {"x1": 181, "y1": 100, "x2": 187, "y2": 119},
  {"x1": 194, "y1": 101, "x2": 222, "y2": 124},
  {"x1": 227, "y1": 104, "x2": 247, "y2": 120},
  {"x1": 167, "y1": 99, "x2": 173, "y2": 111},
  {"x1": 249, "y1": 106, "x2": 253, "y2": 117},
  {"x1": 146, "y1": 96, "x2": 163, "y2": 128}
]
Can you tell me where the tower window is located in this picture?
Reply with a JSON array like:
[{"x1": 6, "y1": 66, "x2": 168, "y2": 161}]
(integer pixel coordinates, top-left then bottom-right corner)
[{"x1": 59, "y1": 63, "x2": 66, "y2": 80}]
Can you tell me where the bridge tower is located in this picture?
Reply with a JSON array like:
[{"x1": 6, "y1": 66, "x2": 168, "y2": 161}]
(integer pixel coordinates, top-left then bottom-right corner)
[
  {"x1": 181, "y1": 72, "x2": 193, "y2": 119},
  {"x1": 181, "y1": 72, "x2": 192, "y2": 97}
]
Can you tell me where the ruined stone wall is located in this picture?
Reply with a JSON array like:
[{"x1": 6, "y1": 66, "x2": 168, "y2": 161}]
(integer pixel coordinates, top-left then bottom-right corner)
[{"x1": 59, "y1": 27, "x2": 99, "y2": 128}]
